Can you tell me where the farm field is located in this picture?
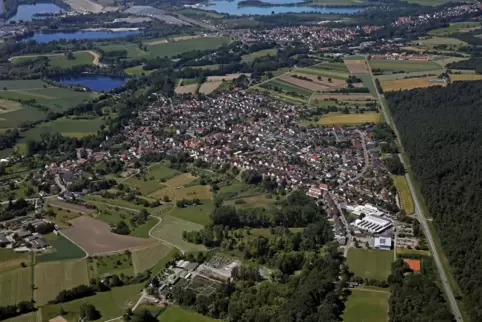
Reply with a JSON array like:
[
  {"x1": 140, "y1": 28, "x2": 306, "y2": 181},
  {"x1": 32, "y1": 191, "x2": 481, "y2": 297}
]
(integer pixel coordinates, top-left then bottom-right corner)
[
  {"x1": 449, "y1": 73, "x2": 482, "y2": 81},
  {"x1": 35, "y1": 259, "x2": 89, "y2": 305},
  {"x1": 168, "y1": 200, "x2": 214, "y2": 226},
  {"x1": 225, "y1": 194, "x2": 277, "y2": 210},
  {"x1": 124, "y1": 65, "x2": 155, "y2": 76},
  {"x1": 131, "y1": 241, "x2": 173, "y2": 274},
  {"x1": 241, "y1": 48, "x2": 277, "y2": 62},
  {"x1": 12, "y1": 51, "x2": 95, "y2": 68},
  {"x1": 319, "y1": 113, "x2": 381, "y2": 125},
  {"x1": 151, "y1": 184, "x2": 212, "y2": 202},
  {"x1": 0, "y1": 268, "x2": 32, "y2": 305},
  {"x1": 42, "y1": 282, "x2": 144, "y2": 321},
  {"x1": 380, "y1": 76, "x2": 446, "y2": 91},
  {"x1": 123, "y1": 162, "x2": 180, "y2": 195},
  {"x1": 342, "y1": 288, "x2": 390, "y2": 322},
  {"x1": 192, "y1": 64, "x2": 221, "y2": 70},
  {"x1": 217, "y1": 182, "x2": 264, "y2": 200},
  {"x1": 158, "y1": 305, "x2": 219, "y2": 322},
  {"x1": 3, "y1": 312, "x2": 38, "y2": 322},
  {"x1": 347, "y1": 248, "x2": 393, "y2": 281},
  {"x1": 393, "y1": 175, "x2": 414, "y2": 215},
  {"x1": 0, "y1": 249, "x2": 31, "y2": 273},
  {"x1": 280, "y1": 74, "x2": 346, "y2": 91},
  {"x1": 396, "y1": 248, "x2": 431, "y2": 256},
  {"x1": 199, "y1": 81, "x2": 222, "y2": 94},
  {"x1": 175, "y1": 83, "x2": 198, "y2": 94},
  {"x1": 36, "y1": 234, "x2": 86, "y2": 262},
  {"x1": 418, "y1": 36, "x2": 467, "y2": 47},
  {"x1": 260, "y1": 78, "x2": 313, "y2": 97},
  {"x1": 293, "y1": 66, "x2": 349, "y2": 79},
  {"x1": 151, "y1": 248, "x2": 180, "y2": 275},
  {"x1": 370, "y1": 59, "x2": 442, "y2": 73},
  {"x1": 344, "y1": 59, "x2": 369, "y2": 74},
  {"x1": 87, "y1": 252, "x2": 134, "y2": 279},
  {"x1": 18, "y1": 117, "x2": 104, "y2": 141},
  {"x1": 312, "y1": 93, "x2": 374, "y2": 102},
  {"x1": 62, "y1": 216, "x2": 154, "y2": 255},
  {"x1": 207, "y1": 73, "x2": 247, "y2": 82},
  {"x1": 100, "y1": 37, "x2": 231, "y2": 60},
  {"x1": 150, "y1": 215, "x2": 206, "y2": 252},
  {"x1": 429, "y1": 21, "x2": 481, "y2": 36}
]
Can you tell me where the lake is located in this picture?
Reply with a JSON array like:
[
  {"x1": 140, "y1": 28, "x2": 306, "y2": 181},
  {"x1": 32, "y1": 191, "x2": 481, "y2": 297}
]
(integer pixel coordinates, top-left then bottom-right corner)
[
  {"x1": 200, "y1": 0, "x2": 361, "y2": 15},
  {"x1": 7, "y1": 3, "x2": 63, "y2": 22},
  {"x1": 55, "y1": 75, "x2": 129, "y2": 92},
  {"x1": 23, "y1": 30, "x2": 141, "y2": 43}
]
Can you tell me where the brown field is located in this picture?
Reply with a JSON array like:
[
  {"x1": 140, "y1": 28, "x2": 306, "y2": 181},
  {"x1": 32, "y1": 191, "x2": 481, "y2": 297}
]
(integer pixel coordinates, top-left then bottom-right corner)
[
  {"x1": 312, "y1": 93, "x2": 375, "y2": 102},
  {"x1": 319, "y1": 113, "x2": 381, "y2": 125},
  {"x1": 150, "y1": 185, "x2": 212, "y2": 200},
  {"x1": 62, "y1": 216, "x2": 154, "y2": 255},
  {"x1": 344, "y1": 60, "x2": 369, "y2": 74},
  {"x1": 175, "y1": 84, "x2": 198, "y2": 94},
  {"x1": 0, "y1": 99, "x2": 22, "y2": 114},
  {"x1": 449, "y1": 73, "x2": 482, "y2": 81},
  {"x1": 47, "y1": 199, "x2": 94, "y2": 214},
  {"x1": 207, "y1": 73, "x2": 247, "y2": 82},
  {"x1": 380, "y1": 76, "x2": 446, "y2": 91},
  {"x1": 281, "y1": 74, "x2": 346, "y2": 91},
  {"x1": 199, "y1": 81, "x2": 222, "y2": 94},
  {"x1": 165, "y1": 173, "x2": 197, "y2": 187}
]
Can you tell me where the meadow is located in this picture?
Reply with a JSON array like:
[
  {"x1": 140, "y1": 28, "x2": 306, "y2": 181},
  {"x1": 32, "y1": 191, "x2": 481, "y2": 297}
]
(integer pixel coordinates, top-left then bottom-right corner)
[
  {"x1": 429, "y1": 21, "x2": 481, "y2": 36},
  {"x1": 0, "y1": 268, "x2": 33, "y2": 305},
  {"x1": 3, "y1": 312, "x2": 38, "y2": 322},
  {"x1": 124, "y1": 65, "x2": 155, "y2": 76},
  {"x1": 150, "y1": 215, "x2": 206, "y2": 252},
  {"x1": 35, "y1": 259, "x2": 89, "y2": 305},
  {"x1": 318, "y1": 112, "x2": 381, "y2": 125},
  {"x1": 12, "y1": 51, "x2": 95, "y2": 68},
  {"x1": 44, "y1": 207, "x2": 83, "y2": 229},
  {"x1": 449, "y1": 73, "x2": 482, "y2": 81},
  {"x1": 131, "y1": 242, "x2": 173, "y2": 274},
  {"x1": 17, "y1": 117, "x2": 104, "y2": 141},
  {"x1": 370, "y1": 60, "x2": 442, "y2": 73},
  {"x1": 0, "y1": 249, "x2": 31, "y2": 273},
  {"x1": 158, "y1": 305, "x2": 219, "y2": 322},
  {"x1": 380, "y1": 76, "x2": 446, "y2": 91},
  {"x1": 100, "y1": 37, "x2": 231, "y2": 60},
  {"x1": 393, "y1": 175, "x2": 414, "y2": 215},
  {"x1": 342, "y1": 288, "x2": 390, "y2": 322},
  {"x1": 241, "y1": 48, "x2": 277, "y2": 63},
  {"x1": 36, "y1": 234, "x2": 86, "y2": 263},
  {"x1": 293, "y1": 64, "x2": 349, "y2": 79},
  {"x1": 123, "y1": 162, "x2": 181, "y2": 195},
  {"x1": 168, "y1": 200, "x2": 214, "y2": 226},
  {"x1": 88, "y1": 252, "x2": 134, "y2": 279},
  {"x1": 225, "y1": 194, "x2": 277, "y2": 210},
  {"x1": 347, "y1": 248, "x2": 393, "y2": 281},
  {"x1": 260, "y1": 78, "x2": 313, "y2": 97}
]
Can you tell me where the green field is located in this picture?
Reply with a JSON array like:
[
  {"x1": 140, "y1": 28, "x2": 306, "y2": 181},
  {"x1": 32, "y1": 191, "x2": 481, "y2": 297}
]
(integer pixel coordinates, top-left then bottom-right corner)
[
  {"x1": 169, "y1": 200, "x2": 213, "y2": 226},
  {"x1": 158, "y1": 305, "x2": 219, "y2": 322},
  {"x1": 0, "y1": 268, "x2": 33, "y2": 305},
  {"x1": 3, "y1": 312, "x2": 38, "y2": 322},
  {"x1": 429, "y1": 22, "x2": 481, "y2": 36},
  {"x1": 0, "y1": 249, "x2": 31, "y2": 273},
  {"x1": 18, "y1": 117, "x2": 104, "y2": 141},
  {"x1": 44, "y1": 207, "x2": 82, "y2": 229},
  {"x1": 131, "y1": 242, "x2": 173, "y2": 274},
  {"x1": 292, "y1": 65, "x2": 349, "y2": 79},
  {"x1": 36, "y1": 234, "x2": 86, "y2": 263},
  {"x1": 150, "y1": 215, "x2": 206, "y2": 252},
  {"x1": 370, "y1": 60, "x2": 442, "y2": 73},
  {"x1": 261, "y1": 79, "x2": 313, "y2": 97},
  {"x1": 342, "y1": 288, "x2": 390, "y2": 322},
  {"x1": 347, "y1": 248, "x2": 393, "y2": 281},
  {"x1": 241, "y1": 48, "x2": 277, "y2": 63},
  {"x1": 12, "y1": 51, "x2": 95, "y2": 68},
  {"x1": 217, "y1": 182, "x2": 264, "y2": 200},
  {"x1": 124, "y1": 65, "x2": 155, "y2": 76},
  {"x1": 393, "y1": 175, "x2": 414, "y2": 215},
  {"x1": 192, "y1": 64, "x2": 221, "y2": 71},
  {"x1": 151, "y1": 248, "x2": 180, "y2": 275},
  {"x1": 401, "y1": 0, "x2": 462, "y2": 6},
  {"x1": 88, "y1": 253, "x2": 134, "y2": 279},
  {"x1": 100, "y1": 37, "x2": 231, "y2": 60},
  {"x1": 35, "y1": 259, "x2": 89, "y2": 305},
  {"x1": 42, "y1": 282, "x2": 144, "y2": 321},
  {"x1": 123, "y1": 162, "x2": 181, "y2": 195}
]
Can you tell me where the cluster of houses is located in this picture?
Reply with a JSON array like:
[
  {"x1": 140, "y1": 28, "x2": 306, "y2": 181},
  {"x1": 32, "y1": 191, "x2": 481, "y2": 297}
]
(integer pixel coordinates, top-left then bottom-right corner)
[{"x1": 0, "y1": 216, "x2": 52, "y2": 253}]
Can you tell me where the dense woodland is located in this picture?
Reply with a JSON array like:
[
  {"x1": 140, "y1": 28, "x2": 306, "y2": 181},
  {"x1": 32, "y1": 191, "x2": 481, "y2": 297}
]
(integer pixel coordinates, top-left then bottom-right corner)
[{"x1": 387, "y1": 81, "x2": 482, "y2": 321}]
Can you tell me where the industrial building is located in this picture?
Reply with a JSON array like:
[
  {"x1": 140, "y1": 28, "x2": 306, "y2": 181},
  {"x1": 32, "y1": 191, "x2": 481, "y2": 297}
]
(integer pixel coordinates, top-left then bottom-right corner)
[
  {"x1": 374, "y1": 237, "x2": 392, "y2": 250},
  {"x1": 353, "y1": 215, "x2": 392, "y2": 234}
]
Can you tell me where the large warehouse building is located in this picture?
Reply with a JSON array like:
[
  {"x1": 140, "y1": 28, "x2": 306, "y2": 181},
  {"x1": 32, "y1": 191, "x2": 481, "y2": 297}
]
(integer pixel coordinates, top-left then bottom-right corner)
[{"x1": 353, "y1": 215, "x2": 392, "y2": 234}]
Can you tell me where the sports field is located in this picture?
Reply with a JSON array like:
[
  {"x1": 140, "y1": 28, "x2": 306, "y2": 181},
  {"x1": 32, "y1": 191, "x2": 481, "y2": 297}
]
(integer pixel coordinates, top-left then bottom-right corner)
[
  {"x1": 393, "y1": 175, "x2": 414, "y2": 215},
  {"x1": 35, "y1": 259, "x2": 89, "y2": 305},
  {"x1": 370, "y1": 60, "x2": 441, "y2": 73},
  {"x1": 380, "y1": 76, "x2": 446, "y2": 91},
  {"x1": 241, "y1": 48, "x2": 277, "y2": 63},
  {"x1": 158, "y1": 305, "x2": 219, "y2": 322},
  {"x1": 342, "y1": 288, "x2": 390, "y2": 322},
  {"x1": 347, "y1": 248, "x2": 393, "y2": 281},
  {"x1": 150, "y1": 215, "x2": 206, "y2": 252},
  {"x1": 100, "y1": 37, "x2": 231, "y2": 60},
  {"x1": 0, "y1": 268, "x2": 32, "y2": 305},
  {"x1": 319, "y1": 113, "x2": 381, "y2": 125},
  {"x1": 131, "y1": 242, "x2": 173, "y2": 274},
  {"x1": 12, "y1": 51, "x2": 95, "y2": 68}
]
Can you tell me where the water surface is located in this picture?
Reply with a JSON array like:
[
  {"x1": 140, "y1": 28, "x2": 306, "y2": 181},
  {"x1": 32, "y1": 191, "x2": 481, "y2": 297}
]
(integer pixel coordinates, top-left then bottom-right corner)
[
  {"x1": 8, "y1": 3, "x2": 63, "y2": 22},
  {"x1": 55, "y1": 75, "x2": 129, "y2": 92}
]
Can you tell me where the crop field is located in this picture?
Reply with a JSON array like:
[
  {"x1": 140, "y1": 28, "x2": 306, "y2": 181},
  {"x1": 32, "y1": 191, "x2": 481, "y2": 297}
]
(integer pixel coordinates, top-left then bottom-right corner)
[
  {"x1": 393, "y1": 175, "x2": 414, "y2": 215},
  {"x1": 158, "y1": 305, "x2": 218, "y2": 322},
  {"x1": 168, "y1": 200, "x2": 214, "y2": 226},
  {"x1": 150, "y1": 215, "x2": 206, "y2": 252},
  {"x1": 280, "y1": 74, "x2": 346, "y2": 91},
  {"x1": 0, "y1": 249, "x2": 31, "y2": 273},
  {"x1": 3, "y1": 311, "x2": 38, "y2": 322},
  {"x1": 429, "y1": 21, "x2": 481, "y2": 36},
  {"x1": 241, "y1": 48, "x2": 277, "y2": 62},
  {"x1": 18, "y1": 117, "x2": 104, "y2": 140},
  {"x1": 199, "y1": 81, "x2": 222, "y2": 94},
  {"x1": 449, "y1": 73, "x2": 482, "y2": 81},
  {"x1": 207, "y1": 73, "x2": 247, "y2": 82},
  {"x1": 12, "y1": 51, "x2": 95, "y2": 68},
  {"x1": 100, "y1": 37, "x2": 231, "y2": 60},
  {"x1": 0, "y1": 99, "x2": 22, "y2": 114},
  {"x1": 0, "y1": 268, "x2": 32, "y2": 305},
  {"x1": 370, "y1": 59, "x2": 443, "y2": 73},
  {"x1": 312, "y1": 93, "x2": 375, "y2": 102},
  {"x1": 261, "y1": 78, "x2": 313, "y2": 97},
  {"x1": 151, "y1": 185, "x2": 212, "y2": 202},
  {"x1": 217, "y1": 182, "x2": 264, "y2": 200},
  {"x1": 35, "y1": 259, "x2": 89, "y2": 305},
  {"x1": 293, "y1": 66, "x2": 349, "y2": 79},
  {"x1": 347, "y1": 248, "x2": 393, "y2": 280},
  {"x1": 131, "y1": 241, "x2": 173, "y2": 274},
  {"x1": 124, "y1": 65, "x2": 155, "y2": 76},
  {"x1": 418, "y1": 36, "x2": 467, "y2": 47},
  {"x1": 319, "y1": 113, "x2": 381, "y2": 125},
  {"x1": 42, "y1": 282, "x2": 144, "y2": 321},
  {"x1": 62, "y1": 216, "x2": 154, "y2": 255},
  {"x1": 192, "y1": 64, "x2": 221, "y2": 70},
  {"x1": 344, "y1": 59, "x2": 369, "y2": 74},
  {"x1": 380, "y1": 76, "x2": 446, "y2": 91},
  {"x1": 165, "y1": 173, "x2": 197, "y2": 186},
  {"x1": 87, "y1": 252, "x2": 134, "y2": 279},
  {"x1": 342, "y1": 288, "x2": 390, "y2": 322},
  {"x1": 36, "y1": 234, "x2": 86, "y2": 263},
  {"x1": 175, "y1": 83, "x2": 198, "y2": 94},
  {"x1": 123, "y1": 162, "x2": 180, "y2": 195}
]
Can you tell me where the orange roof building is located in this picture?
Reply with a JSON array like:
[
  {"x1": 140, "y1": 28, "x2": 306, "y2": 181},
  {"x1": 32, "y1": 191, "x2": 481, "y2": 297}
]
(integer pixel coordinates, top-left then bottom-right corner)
[{"x1": 404, "y1": 259, "x2": 421, "y2": 272}]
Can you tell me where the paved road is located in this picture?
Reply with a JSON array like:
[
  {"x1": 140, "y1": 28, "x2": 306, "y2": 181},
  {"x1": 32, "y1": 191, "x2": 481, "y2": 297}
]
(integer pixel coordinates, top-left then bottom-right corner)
[{"x1": 365, "y1": 55, "x2": 463, "y2": 322}]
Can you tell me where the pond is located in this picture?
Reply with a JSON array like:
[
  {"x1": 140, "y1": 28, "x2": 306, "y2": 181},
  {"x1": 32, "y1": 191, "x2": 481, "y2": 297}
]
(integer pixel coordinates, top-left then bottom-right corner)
[
  {"x1": 199, "y1": 0, "x2": 361, "y2": 15},
  {"x1": 23, "y1": 30, "x2": 141, "y2": 43},
  {"x1": 55, "y1": 75, "x2": 129, "y2": 92},
  {"x1": 7, "y1": 3, "x2": 63, "y2": 22}
]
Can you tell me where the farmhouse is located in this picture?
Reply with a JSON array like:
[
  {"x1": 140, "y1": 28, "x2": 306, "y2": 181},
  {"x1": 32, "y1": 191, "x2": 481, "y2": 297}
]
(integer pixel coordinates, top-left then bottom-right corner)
[{"x1": 353, "y1": 215, "x2": 392, "y2": 234}]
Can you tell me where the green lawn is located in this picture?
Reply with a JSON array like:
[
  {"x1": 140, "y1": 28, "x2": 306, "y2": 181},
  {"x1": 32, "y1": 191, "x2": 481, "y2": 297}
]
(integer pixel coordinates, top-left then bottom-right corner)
[
  {"x1": 150, "y1": 215, "x2": 205, "y2": 253},
  {"x1": 342, "y1": 288, "x2": 390, "y2": 322},
  {"x1": 158, "y1": 305, "x2": 219, "y2": 322},
  {"x1": 347, "y1": 248, "x2": 393, "y2": 281},
  {"x1": 0, "y1": 268, "x2": 33, "y2": 305},
  {"x1": 12, "y1": 51, "x2": 95, "y2": 68},
  {"x1": 131, "y1": 242, "x2": 173, "y2": 274},
  {"x1": 41, "y1": 282, "x2": 144, "y2": 321},
  {"x1": 241, "y1": 48, "x2": 277, "y2": 63},
  {"x1": 88, "y1": 253, "x2": 134, "y2": 279},
  {"x1": 169, "y1": 200, "x2": 213, "y2": 226},
  {"x1": 370, "y1": 60, "x2": 442, "y2": 73},
  {"x1": 36, "y1": 234, "x2": 86, "y2": 263}
]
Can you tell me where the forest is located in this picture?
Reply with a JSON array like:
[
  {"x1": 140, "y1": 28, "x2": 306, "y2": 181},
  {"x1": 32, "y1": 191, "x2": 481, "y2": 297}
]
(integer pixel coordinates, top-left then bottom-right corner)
[{"x1": 386, "y1": 81, "x2": 482, "y2": 321}]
